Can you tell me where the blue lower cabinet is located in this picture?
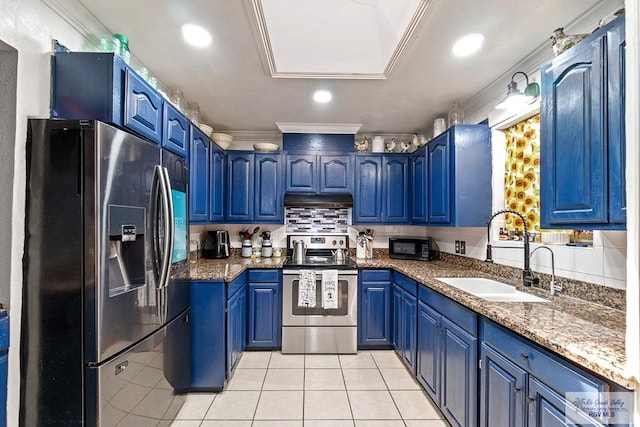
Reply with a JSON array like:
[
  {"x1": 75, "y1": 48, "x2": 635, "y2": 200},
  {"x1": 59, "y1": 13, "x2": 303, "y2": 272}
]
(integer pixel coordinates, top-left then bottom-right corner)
[
  {"x1": 227, "y1": 274, "x2": 247, "y2": 378},
  {"x1": 190, "y1": 281, "x2": 226, "y2": 390},
  {"x1": 391, "y1": 274, "x2": 417, "y2": 374},
  {"x1": 440, "y1": 317, "x2": 477, "y2": 427},
  {"x1": 481, "y1": 319, "x2": 613, "y2": 427},
  {"x1": 0, "y1": 312, "x2": 7, "y2": 426},
  {"x1": 417, "y1": 301, "x2": 440, "y2": 401},
  {"x1": 418, "y1": 286, "x2": 478, "y2": 427},
  {"x1": 479, "y1": 343, "x2": 526, "y2": 427},
  {"x1": 247, "y1": 270, "x2": 282, "y2": 349},
  {"x1": 358, "y1": 270, "x2": 392, "y2": 347}
]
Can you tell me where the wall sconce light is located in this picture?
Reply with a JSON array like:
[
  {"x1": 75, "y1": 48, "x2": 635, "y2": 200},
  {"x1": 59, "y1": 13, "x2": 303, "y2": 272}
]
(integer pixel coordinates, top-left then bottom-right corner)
[{"x1": 495, "y1": 71, "x2": 540, "y2": 109}]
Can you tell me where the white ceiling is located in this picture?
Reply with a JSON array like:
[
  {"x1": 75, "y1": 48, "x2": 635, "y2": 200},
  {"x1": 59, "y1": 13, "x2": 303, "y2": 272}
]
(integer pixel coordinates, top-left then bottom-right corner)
[{"x1": 76, "y1": 0, "x2": 612, "y2": 134}]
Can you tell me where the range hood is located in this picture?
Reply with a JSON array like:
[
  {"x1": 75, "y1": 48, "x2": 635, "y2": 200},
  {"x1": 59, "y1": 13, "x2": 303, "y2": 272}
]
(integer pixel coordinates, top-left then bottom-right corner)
[{"x1": 284, "y1": 193, "x2": 353, "y2": 208}]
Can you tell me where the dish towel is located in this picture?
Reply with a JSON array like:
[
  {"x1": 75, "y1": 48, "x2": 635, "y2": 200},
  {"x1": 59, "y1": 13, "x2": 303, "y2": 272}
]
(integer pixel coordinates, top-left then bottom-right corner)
[
  {"x1": 322, "y1": 270, "x2": 338, "y2": 309},
  {"x1": 298, "y1": 270, "x2": 316, "y2": 308}
]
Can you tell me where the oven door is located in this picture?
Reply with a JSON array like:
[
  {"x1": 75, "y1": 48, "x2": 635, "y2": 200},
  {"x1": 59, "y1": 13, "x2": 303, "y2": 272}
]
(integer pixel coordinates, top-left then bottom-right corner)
[{"x1": 282, "y1": 270, "x2": 357, "y2": 327}]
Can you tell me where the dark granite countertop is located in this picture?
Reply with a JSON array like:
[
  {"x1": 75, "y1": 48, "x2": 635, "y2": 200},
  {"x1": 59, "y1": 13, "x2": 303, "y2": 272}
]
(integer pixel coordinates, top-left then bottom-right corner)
[{"x1": 188, "y1": 254, "x2": 633, "y2": 389}]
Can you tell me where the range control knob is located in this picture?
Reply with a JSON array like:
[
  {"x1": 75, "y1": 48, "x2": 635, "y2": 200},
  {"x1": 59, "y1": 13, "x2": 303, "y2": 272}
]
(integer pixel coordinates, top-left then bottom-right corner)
[
  {"x1": 339, "y1": 240, "x2": 344, "y2": 246},
  {"x1": 332, "y1": 240, "x2": 337, "y2": 246}
]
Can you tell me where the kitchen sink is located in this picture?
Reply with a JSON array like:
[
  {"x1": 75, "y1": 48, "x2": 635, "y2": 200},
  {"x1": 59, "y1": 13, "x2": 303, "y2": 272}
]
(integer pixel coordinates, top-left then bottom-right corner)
[{"x1": 436, "y1": 277, "x2": 548, "y2": 303}]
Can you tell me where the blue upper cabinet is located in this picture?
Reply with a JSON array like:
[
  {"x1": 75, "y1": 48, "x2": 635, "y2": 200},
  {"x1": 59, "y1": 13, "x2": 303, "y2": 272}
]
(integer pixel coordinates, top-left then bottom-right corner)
[
  {"x1": 410, "y1": 150, "x2": 428, "y2": 224},
  {"x1": 354, "y1": 154, "x2": 410, "y2": 224},
  {"x1": 189, "y1": 126, "x2": 210, "y2": 222},
  {"x1": 319, "y1": 155, "x2": 353, "y2": 193},
  {"x1": 428, "y1": 134, "x2": 451, "y2": 224},
  {"x1": 225, "y1": 152, "x2": 283, "y2": 223},
  {"x1": 51, "y1": 52, "x2": 168, "y2": 144},
  {"x1": 254, "y1": 153, "x2": 284, "y2": 223},
  {"x1": 427, "y1": 125, "x2": 491, "y2": 226},
  {"x1": 354, "y1": 155, "x2": 383, "y2": 222},
  {"x1": 608, "y1": 17, "x2": 626, "y2": 225},
  {"x1": 541, "y1": 15, "x2": 625, "y2": 229},
  {"x1": 123, "y1": 69, "x2": 163, "y2": 144},
  {"x1": 162, "y1": 102, "x2": 189, "y2": 158},
  {"x1": 384, "y1": 155, "x2": 410, "y2": 223},
  {"x1": 285, "y1": 154, "x2": 316, "y2": 193},
  {"x1": 226, "y1": 152, "x2": 254, "y2": 222},
  {"x1": 209, "y1": 144, "x2": 225, "y2": 222},
  {"x1": 286, "y1": 153, "x2": 353, "y2": 194}
]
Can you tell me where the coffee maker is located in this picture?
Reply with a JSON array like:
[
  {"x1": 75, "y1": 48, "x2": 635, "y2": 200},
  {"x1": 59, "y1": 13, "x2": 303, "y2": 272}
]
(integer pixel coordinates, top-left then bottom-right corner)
[{"x1": 202, "y1": 230, "x2": 230, "y2": 259}]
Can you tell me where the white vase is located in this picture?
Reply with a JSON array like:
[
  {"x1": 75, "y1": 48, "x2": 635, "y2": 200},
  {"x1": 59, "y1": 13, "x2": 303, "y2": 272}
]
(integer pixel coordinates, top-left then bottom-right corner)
[{"x1": 372, "y1": 136, "x2": 384, "y2": 153}]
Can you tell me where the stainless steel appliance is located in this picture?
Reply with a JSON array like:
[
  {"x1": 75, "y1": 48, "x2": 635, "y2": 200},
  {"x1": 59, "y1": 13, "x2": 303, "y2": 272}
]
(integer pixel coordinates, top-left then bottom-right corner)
[
  {"x1": 389, "y1": 237, "x2": 439, "y2": 261},
  {"x1": 202, "y1": 230, "x2": 230, "y2": 259},
  {"x1": 282, "y1": 234, "x2": 358, "y2": 354},
  {"x1": 21, "y1": 120, "x2": 191, "y2": 426}
]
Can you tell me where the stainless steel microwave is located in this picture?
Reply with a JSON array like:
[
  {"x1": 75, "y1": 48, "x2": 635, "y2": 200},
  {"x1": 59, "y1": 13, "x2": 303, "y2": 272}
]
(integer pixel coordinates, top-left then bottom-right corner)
[{"x1": 389, "y1": 237, "x2": 438, "y2": 261}]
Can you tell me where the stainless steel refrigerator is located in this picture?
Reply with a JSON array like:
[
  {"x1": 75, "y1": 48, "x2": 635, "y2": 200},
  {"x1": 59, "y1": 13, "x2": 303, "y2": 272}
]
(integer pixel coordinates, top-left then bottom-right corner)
[{"x1": 21, "y1": 119, "x2": 191, "y2": 426}]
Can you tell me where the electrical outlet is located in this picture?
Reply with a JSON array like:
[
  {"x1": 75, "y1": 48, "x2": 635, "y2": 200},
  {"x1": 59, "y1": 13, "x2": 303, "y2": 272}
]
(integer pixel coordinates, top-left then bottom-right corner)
[
  {"x1": 455, "y1": 240, "x2": 460, "y2": 254},
  {"x1": 460, "y1": 241, "x2": 466, "y2": 255}
]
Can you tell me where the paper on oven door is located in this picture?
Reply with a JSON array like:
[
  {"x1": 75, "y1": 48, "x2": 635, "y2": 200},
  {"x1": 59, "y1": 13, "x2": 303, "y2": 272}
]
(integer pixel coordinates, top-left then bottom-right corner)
[
  {"x1": 298, "y1": 270, "x2": 316, "y2": 308},
  {"x1": 322, "y1": 270, "x2": 338, "y2": 309}
]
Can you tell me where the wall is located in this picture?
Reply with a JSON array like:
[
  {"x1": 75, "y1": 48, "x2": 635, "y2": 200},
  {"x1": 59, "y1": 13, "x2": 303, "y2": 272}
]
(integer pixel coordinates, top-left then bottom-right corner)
[
  {"x1": 0, "y1": 0, "x2": 89, "y2": 424},
  {"x1": 0, "y1": 43, "x2": 17, "y2": 308}
]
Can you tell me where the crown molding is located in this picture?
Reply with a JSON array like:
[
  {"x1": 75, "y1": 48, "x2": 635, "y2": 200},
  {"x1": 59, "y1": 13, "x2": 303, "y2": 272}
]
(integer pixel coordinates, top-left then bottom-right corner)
[
  {"x1": 276, "y1": 123, "x2": 362, "y2": 134},
  {"x1": 42, "y1": 0, "x2": 109, "y2": 48}
]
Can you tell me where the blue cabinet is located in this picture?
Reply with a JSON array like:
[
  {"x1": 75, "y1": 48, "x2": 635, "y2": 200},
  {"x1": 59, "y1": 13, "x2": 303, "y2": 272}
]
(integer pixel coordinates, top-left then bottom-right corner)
[
  {"x1": 51, "y1": 52, "x2": 164, "y2": 145},
  {"x1": 162, "y1": 102, "x2": 189, "y2": 158},
  {"x1": 226, "y1": 152, "x2": 253, "y2": 222},
  {"x1": 354, "y1": 154, "x2": 410, "y2": 224},
  {"x1": 417, "y1": 286, "x2": 478, "y2": 427},
  {"x1": 190, "y1": 281, "x2": 226, "y2": 391},
  {"x1": 189, "y1": 126, "x2": 210, "y2": 222},
  {"x1": 479, "y1": 343, "x2": 526, "y2": 427},
  {"x1": 209, "y1": 146, "x2": 225, "y2": 222},
  {"x1": 247, "y1": 270, "x2": 282, "y2": 348},
  {"x1": 391, "y1": 273, "x2": 417, "y2": 373},
  {"x1": 226, "y1": 152, "x2": 283, "y2": 223},
  {"x1": 227, "y1": 274, "x2": 247, "y2": 377},
  {"x1": 358, "y1": 270, "x2": 392, "y2": 347},
  {"x1": 541, "y1": 15, "x2": 625, "y2": 229},
  {"x1": 354, "y1": 155, "x2": 383, "y2": 222},
  {"x1": 481, "y1": 319, "x2": 610, "y2": 427},
  {"x1": 410, "y1": 150, "x2": 428, "y2": 223},
  {"x1": 123, "y1": 69, "x2": 163, "y2": 143},
  {"x1": 286, "y1": 153, "x2": 352, "y2": 194},
  {"x1": 427, "y1": 125, "x2": 491, "y2": 226},
  {"x1": 254, "y1": 154, "x2": 284, "y2": 223},
  {"x1": 286, "y1": 154, "x2": 316, "y2": 192},
  {"x1": 320, "y1": 154, "x2": 353, "y2": 193},
  {"x1": 383, "y1": 155, "x2": 410, "y2": 223}
]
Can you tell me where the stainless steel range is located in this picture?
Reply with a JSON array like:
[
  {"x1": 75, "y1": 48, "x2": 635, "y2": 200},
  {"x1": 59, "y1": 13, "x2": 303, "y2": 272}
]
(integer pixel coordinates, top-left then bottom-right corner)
[{"x1": 282, "y1": 234, "x2": 358, "y2": 354}]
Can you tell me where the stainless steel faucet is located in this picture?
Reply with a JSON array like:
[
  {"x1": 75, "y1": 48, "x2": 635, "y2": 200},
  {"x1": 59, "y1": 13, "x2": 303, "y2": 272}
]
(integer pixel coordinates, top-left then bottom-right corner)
[
  {"x1": 485, "y1": 209, "x2": 538, "y2": 287},
  {"x1": 530, "y1": 245, "x2": 561, "y2": 296}
]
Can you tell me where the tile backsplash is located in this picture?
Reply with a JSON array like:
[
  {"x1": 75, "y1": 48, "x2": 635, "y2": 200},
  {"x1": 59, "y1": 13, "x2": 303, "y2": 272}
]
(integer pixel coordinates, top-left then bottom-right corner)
[{"x1": 285, "y1": 207, "x2": 350, "y2": 233}]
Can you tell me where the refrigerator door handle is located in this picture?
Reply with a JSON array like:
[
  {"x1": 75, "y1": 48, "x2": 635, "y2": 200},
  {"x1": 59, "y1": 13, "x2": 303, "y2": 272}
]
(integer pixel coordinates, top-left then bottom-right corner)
[
  {"x1": 150, "y1": 165, "x2": 163, "y2": 289},
  {"x1": 162, "y1": 167, "x2": 175, "y2": 287},
  {"x1": 158, "y1": 166, "x2": 173, "y2": 291}
]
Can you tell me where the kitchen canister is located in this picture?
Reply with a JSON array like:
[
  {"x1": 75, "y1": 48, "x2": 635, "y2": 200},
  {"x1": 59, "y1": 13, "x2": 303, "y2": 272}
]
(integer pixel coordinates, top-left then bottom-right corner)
[
  {"x1": 371, "y1": 136, "x2": 385, "y2": 153},
  {"x1": 241, "y1": 239, "x2": 252, "y2": 257},
  {"x1": 261, "y1": 240, "x2": 273, "y2": 258}
]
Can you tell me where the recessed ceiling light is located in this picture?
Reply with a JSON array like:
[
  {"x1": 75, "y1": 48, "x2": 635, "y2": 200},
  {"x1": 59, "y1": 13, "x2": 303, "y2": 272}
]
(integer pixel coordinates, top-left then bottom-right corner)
[
  {"x1": 452, "y1": 33, "x2": 484, "y2": 57},
  {"x1": 313, "y1": 90, "x2": 332, "y2": 103},
  {"x1": 181, "y1": 24, "x2": 212, "y2": 48}
]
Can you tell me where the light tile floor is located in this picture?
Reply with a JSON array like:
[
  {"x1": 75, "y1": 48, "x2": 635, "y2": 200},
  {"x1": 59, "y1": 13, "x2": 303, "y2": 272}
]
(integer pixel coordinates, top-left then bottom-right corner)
[{"x1": 171, "y1": 350, "x2": 449, "y2": 426}]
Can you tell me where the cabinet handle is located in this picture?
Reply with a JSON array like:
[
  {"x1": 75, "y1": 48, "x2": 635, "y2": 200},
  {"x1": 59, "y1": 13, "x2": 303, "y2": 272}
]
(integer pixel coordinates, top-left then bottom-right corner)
[
  {"x1": 520, "y1": 353, "x2": 529, "y2": 360},
  {"x1": 513, "y1": 387, "x2": 521, "y2": 394},
  {"x1": 527, "y1": 396, "x2": 535, "y2": 403}
]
